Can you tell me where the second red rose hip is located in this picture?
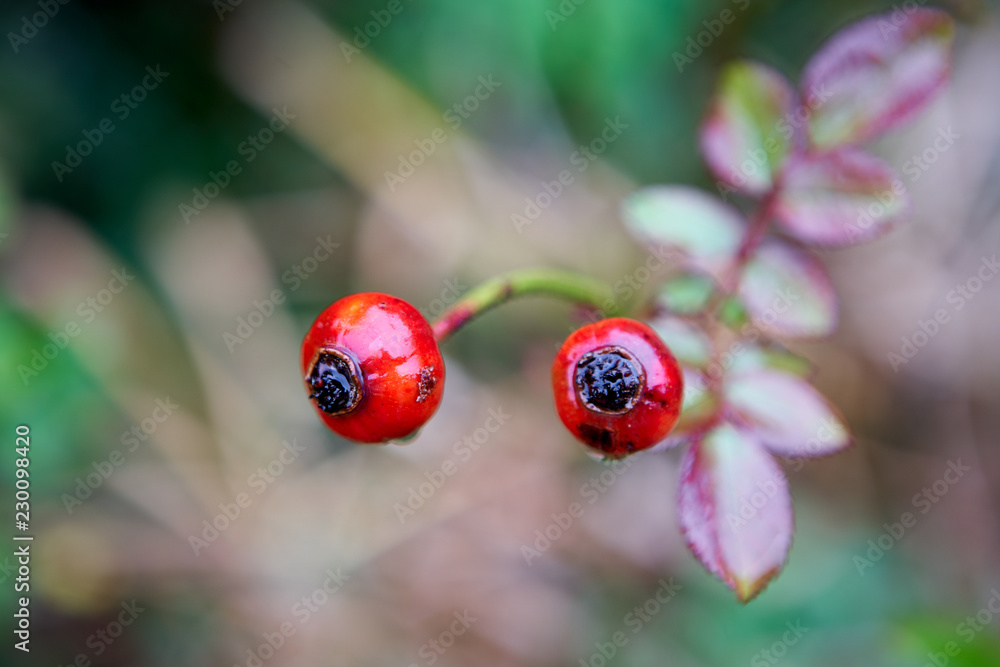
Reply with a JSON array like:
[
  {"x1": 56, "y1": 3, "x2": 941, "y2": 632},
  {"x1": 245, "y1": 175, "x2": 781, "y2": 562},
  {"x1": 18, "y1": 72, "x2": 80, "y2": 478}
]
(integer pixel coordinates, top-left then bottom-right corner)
[
  {"x1": 301, "y1": 293, "x2": 445, "y2": 443},
  {"x1": 552, "y1": 318, "x2": 683, "y2": 459}
]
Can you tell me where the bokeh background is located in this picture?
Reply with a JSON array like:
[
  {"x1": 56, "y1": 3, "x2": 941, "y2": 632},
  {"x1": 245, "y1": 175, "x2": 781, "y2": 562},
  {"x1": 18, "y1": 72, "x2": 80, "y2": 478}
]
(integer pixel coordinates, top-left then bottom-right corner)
[{"x1": 2, "y1": 0, "x2": 1000, "y2": 665}]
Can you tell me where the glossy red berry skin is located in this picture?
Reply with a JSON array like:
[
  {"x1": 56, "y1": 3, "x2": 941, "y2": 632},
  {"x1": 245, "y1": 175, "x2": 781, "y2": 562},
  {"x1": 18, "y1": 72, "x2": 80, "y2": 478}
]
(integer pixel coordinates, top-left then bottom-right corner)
[
  {"x1": 301, "y1": 293, "x2": 445, "y2": 443},
  {"x1": 552, "y1": 318, "x2": 683, "y2": 459}
]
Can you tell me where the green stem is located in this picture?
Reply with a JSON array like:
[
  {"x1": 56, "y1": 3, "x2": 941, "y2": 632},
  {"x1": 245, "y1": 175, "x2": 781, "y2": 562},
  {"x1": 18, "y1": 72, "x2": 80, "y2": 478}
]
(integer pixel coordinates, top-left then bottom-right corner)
[
  {"x1": 432, "y1": 268, "x2": 615, "y2": 342},
  {"x1": 704, "y1": 187, "x2": 779, "y2": 316}
]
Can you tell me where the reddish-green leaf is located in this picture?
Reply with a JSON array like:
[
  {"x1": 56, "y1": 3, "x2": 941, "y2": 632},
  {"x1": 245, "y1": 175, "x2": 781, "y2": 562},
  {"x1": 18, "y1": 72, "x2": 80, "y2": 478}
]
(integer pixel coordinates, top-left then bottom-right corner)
[
  {"x1": 622, "y1": 186, "x2": 744, "y2": 280},
  {"x1": 649, "y1": 316, "x2": 713, "y2": 369},
  {"x1": 803, "y1": 8, "x2": 955, "y2": 148},
  {"x1": 728, "y1": 342, "x2": 813, "y2": 379},
  {"x1": 657, "y1": 273, "x2": 715, "y2": 315},
  {"x1": 726, "y1": 369, "x2": 851, "y2": 458},
  {"x1": 774, "y1": 147, "x2": 908, "y2": 247},
  {"x1": 678, "y1": 423, "x2": 793, "y2": 602},
  {"x1": 738, "y1": 238, "x2": 837, "y2": 338},
  {"x1": 700, "y1": 61, "x2": 799, "y2": 195}
]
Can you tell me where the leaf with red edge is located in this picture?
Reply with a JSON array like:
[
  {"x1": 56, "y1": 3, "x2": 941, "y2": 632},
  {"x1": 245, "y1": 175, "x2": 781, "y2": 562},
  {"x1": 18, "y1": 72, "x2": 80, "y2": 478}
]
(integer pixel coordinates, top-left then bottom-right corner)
[
  {"x1": 729, "y1": 342, "x2": 814, "y2": 378},
  {"x1": 678, "y1": 423, "x2": 793, "y2": 602},
  {"x1": 802, "y1": 8, "x2": 955, "y2": 148},
  {"x1": 774, "y1": 147, "x2": 909, "y2": 247},
  {"x1": 649, "y1": 316, "x2": 713, "y2": 368},
  {"x1": 726, "y1": 369, "x2": 851, "y2": 458},
  {"x1": 622, "y1": 186, "x2": 744, "y2": 280},
  {"x1": 739, "y1": 238, "x2": 837, "y2": 338},
  {"x1": 700, "y1": 61, "x2": 799, "y2": 196}
]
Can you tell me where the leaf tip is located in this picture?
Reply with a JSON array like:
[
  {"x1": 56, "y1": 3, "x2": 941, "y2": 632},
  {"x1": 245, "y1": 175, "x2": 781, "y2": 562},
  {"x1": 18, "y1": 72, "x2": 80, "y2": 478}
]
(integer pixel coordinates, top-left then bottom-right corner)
[{"x1": 733, "y1": 567, "x2": 781, "y2": 603}]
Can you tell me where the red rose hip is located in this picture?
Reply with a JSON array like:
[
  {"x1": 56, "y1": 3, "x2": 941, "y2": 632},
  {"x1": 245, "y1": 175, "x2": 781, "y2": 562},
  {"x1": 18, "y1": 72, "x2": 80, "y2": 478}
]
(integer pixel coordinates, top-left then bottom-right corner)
[
  {"x1": 552, "y1": 318, "x2": 683, "y2": 459},
  {"x1": 301, "y1": 293, "x2": 445, "y2": 443}
]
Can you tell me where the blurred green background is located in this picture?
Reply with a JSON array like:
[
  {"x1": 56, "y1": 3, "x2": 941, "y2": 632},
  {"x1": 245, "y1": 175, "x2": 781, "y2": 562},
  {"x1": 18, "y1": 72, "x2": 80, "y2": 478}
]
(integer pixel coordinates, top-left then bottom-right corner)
[{"x1": 2, "y1": 0, "x2": 1000, "y2": 665}]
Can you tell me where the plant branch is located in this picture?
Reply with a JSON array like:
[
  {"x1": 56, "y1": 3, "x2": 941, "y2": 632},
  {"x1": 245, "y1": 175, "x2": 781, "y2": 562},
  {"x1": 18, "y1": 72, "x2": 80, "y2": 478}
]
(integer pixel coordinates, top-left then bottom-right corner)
[
  {"x1": 432, "y1": 268, "x2": 615, "y2": 342},
  {"x1": 699, "y1": 187, "x2": 781, "y2": 391},
  {"x1": 723, "y1": 187, "x2": 779, "y2": 293},
  {"x1": 703, "y1": 188, "x2": 780, "y2": 319}
]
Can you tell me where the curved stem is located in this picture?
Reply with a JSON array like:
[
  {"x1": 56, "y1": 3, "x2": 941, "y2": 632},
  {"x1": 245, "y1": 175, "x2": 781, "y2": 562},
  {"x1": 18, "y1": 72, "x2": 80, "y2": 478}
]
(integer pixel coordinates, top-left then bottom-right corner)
[
  {"x1": 703, "y1": 187, "x2": 780, "y2": 317},
  {"x1": 723, "y1": 187, "x2": 779, "y2": 292},
  {"x1": 700, "y1": 187, "x2": 781, "y2": 392},
  {"x1": 432, "y1": 268, "x2": 615, "y2": 342}
]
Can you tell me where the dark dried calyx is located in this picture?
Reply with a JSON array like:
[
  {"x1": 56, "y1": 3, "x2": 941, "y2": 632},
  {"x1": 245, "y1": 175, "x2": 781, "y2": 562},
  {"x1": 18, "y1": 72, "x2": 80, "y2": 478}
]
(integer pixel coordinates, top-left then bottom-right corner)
[
  {"x1": 307, "y1": 350, "x2": 362, "y2": 415},
  {"x1": 574, "y1": 346, "x2": 644, "y2": 414}
]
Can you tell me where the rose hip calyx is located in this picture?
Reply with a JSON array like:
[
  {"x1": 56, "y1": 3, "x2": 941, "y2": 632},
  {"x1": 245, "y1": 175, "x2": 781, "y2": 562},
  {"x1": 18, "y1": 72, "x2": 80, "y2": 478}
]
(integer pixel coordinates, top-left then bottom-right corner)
[
  {"x1": 573, "y1": 345, "x2": 645, "y2": 414},
  {"x1": 306, "y1": 348, "x2": 363, "y2": 416}
]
